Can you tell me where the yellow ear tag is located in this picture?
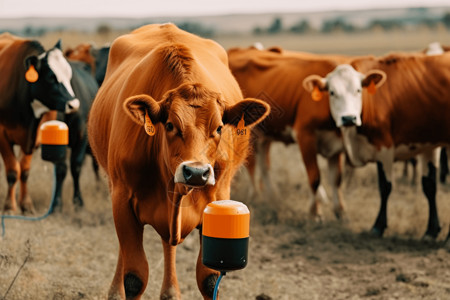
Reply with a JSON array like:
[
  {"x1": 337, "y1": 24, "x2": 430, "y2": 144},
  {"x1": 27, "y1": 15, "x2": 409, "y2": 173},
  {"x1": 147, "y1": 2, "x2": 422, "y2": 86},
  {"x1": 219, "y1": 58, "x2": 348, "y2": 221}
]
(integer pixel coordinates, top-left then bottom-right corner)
[
  {"x1": 311, "y1": 85, "x2": 323, "y2": 101},
  {"x1": 367, "y1": 80, "x2": 377, "y2": 95},
  {"x1": 25, "y1": 65, "x2": 39, "y2": 83},
  {"x1": 236, "y1": 114, "x2": 247, "y2": 136},
  {"x1": 144, "y1": 111, "x2": 156, "y2": 136}
]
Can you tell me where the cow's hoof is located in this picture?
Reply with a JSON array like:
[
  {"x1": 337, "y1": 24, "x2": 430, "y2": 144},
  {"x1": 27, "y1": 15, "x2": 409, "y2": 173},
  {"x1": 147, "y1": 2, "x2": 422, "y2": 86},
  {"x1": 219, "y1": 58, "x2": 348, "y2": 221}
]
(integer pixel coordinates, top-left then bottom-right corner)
[
  {"x1": 73, "y1": 194, "x2": 84, "y2": 209},
  {"x1": 160, "y1": 287, "x2": 180, "y2": 300},
  {"x1": 369, "y1": 227, "x2": 384, "y2": 237},
  {"x1": 2, "y1": 207, "x2": 17, "y2": 216},
  {"x1": 21, "y1": 203, "x2": 35, "y2": 215},
  {"x1": 333, "y1": 208, "x2": 347, "y2": 222}
]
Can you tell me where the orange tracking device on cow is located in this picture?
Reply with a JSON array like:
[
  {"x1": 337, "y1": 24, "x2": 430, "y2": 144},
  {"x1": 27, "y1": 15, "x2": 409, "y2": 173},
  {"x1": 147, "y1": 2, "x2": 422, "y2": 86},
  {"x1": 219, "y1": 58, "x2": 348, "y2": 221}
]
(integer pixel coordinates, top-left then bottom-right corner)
[
  {"x1": 40, "y1": 120, "x2": 69, "y2": 162},
  {"x1": 202, "y1": 200, "x2": 250, "y2": 271}
]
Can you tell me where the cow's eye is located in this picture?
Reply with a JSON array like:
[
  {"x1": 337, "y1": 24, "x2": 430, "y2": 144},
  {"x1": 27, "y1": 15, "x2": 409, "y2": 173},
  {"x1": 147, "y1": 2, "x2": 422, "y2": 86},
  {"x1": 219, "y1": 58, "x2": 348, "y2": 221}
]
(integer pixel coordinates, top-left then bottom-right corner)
[
  {"x1": 329, "y1": 90, "x2": 335, "y2": 96},
  {"x1": 216, "y1": 125, "x2": 223, "y2": 135},
  {"x1": 357, "y1": 89, "x2": 361, "y2": 94},
  {"x1": 165, "y1": 122, "x2": 174, "y2": 132}
]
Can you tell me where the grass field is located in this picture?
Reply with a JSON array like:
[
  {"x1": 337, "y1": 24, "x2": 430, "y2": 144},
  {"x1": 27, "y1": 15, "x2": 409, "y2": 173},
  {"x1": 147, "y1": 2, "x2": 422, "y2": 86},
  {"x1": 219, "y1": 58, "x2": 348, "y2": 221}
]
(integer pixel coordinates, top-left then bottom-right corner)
[{"x1": 1, "y1": 26, "x2": 450, "y2": 299}]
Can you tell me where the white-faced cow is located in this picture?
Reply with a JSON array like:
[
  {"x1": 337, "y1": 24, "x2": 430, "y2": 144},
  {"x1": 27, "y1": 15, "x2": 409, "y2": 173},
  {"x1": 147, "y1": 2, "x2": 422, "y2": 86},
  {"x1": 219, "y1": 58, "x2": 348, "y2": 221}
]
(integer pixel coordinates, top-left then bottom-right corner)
[
  {"x1": 303, "y1": 51, "x2": 450, "y2": 239},
  {"x1": 228, "y1": 46, "x2": 355, "y2": 221},
  {"x1": 88, "y1": 24, "x2": 269, "y2": 299},
  {"x1": 0, "y1": 33, "x2": 79, "y2": 214}
]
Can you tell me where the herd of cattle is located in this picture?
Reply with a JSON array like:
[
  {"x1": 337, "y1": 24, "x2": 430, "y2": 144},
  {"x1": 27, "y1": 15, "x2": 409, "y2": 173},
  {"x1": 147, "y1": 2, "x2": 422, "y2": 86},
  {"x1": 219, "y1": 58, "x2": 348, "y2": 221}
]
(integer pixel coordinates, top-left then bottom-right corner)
[{"x1": 0, "y1": 23, "x2": 449, "y2": 299}]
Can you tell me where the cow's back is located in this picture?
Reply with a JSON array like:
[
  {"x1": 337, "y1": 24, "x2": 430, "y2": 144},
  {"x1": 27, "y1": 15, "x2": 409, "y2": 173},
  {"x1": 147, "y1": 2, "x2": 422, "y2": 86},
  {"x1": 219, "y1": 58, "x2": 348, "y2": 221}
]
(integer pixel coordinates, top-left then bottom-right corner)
[
  {"x1": 352, "y1": 52, "x2": 450, "y2": 146},
  {"x1": 228, "y1": 47, "x2": 352, "y2": 137}
]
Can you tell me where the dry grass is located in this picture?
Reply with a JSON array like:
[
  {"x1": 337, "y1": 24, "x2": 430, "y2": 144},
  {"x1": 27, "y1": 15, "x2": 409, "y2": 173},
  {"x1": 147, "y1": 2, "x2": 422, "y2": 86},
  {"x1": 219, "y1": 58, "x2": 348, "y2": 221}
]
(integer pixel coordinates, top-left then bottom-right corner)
[{"x1": 1, "y1": 28, "x2": 450, "y2": 299}]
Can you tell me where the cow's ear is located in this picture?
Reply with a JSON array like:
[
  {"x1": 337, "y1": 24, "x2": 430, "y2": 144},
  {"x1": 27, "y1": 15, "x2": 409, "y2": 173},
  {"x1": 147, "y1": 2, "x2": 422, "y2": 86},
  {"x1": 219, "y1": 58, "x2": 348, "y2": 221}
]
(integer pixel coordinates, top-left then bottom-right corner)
[
  {"x1": 24, "y1": 55, "x2": 39, "y2": 70},
  {"x1": 123, "y1": 94, "x2": 163, "y2": 126},
  {"x1": 362, "y1": 70, "x2": 386, "y2": 90},
  {"x1": 303, "y1": 75, "x2": 327, "y2": 93},
  {"x1": 223, "y1": 98, "x2": 270, "y2": 127},
  {"x1": 54, "y1": 39, "x2": 62, "y2": 50}
]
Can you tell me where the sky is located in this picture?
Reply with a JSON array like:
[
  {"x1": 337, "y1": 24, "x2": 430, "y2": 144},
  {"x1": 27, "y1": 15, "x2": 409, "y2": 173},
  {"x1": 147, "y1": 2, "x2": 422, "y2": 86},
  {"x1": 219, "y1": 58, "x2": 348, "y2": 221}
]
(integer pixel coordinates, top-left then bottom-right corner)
[{"x1": 0, "y1": 0, "x2": 449, "y2": 18}]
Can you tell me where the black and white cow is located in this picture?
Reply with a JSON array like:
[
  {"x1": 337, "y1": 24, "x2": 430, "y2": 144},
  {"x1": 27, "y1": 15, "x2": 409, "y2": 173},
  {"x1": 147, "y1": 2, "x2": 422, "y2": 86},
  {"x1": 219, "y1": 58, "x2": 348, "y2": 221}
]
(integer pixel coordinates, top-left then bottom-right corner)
[
  {"x1": 50, "y1": 60, "x2": 99, "y2": 213},
  {"x1": 0, "y1": 33, "x2": 79, "y2": 213}
]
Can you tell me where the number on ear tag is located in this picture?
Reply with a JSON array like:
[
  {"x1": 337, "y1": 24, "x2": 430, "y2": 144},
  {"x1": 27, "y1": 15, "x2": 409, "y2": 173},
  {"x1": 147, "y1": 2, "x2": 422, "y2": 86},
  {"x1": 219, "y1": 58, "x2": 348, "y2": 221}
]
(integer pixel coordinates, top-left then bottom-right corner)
[
  {"x1": 25, "y1": 65, "x2": 39, "y2": 83},
  {"x1": 236, "y1": 114, "x2": 247, "y2": 136},
  {"x1": 311, "y1": 86, "x2": 323, "y2": 101},
  {"x1": 144, "y1": 111, "x2": 156, "y2": 136},
  {"x1": 367, "y1": 80, "x2": 377, "y2": 95}
]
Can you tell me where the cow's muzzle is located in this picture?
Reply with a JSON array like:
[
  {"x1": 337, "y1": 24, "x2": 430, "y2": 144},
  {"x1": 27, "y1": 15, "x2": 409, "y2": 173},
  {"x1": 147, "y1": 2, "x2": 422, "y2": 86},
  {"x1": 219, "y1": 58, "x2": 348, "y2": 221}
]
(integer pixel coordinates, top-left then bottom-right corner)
[
  {"x1": 174, "y1": 161, "x2": 215, "y2": 187},
  {"x1": 65, "y1": 98, "x2": 80, "y2": 114},
  {"x1": 341, "y1": 115, "x2": 357, "y2": 127}
]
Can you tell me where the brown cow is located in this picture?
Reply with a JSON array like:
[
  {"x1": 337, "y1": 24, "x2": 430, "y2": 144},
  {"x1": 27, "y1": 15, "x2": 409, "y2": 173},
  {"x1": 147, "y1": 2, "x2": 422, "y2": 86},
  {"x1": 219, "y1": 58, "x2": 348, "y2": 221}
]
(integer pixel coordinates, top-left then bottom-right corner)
[
  {"x1": 0, "y1": 33, "x2": 79, "y2": 214},
  {"x1": 88, "y1": 24, "x2": 269, "y2": 299},
  {"x1": 303, "y1": 50, "x2": 450, "y2": 239},
  {"x1": 228, "y1": 46, "x2": 354, "y2": 220}
]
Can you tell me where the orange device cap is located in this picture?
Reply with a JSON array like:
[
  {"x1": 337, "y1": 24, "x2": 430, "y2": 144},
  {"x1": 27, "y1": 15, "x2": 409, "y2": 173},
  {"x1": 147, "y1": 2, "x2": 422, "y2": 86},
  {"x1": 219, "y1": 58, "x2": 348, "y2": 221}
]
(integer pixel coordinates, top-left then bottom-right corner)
[
  {"x1": 40, "y1": 120, "x2": 69, "y2": 145},
  {"x1": 203, "y1": 200, "x2": 250, "y2": 239}
]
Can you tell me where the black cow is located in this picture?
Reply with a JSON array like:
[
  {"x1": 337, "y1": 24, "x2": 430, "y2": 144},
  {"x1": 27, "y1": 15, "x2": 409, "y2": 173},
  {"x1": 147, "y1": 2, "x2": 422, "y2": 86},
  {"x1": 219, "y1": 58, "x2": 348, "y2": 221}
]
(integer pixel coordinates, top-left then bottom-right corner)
[
  {"x1": 49, "y1": 60, "x2": 99, "y2": 212},
  {"x1": 0, "y1": 34, "x2": 79, "y2": 214}
]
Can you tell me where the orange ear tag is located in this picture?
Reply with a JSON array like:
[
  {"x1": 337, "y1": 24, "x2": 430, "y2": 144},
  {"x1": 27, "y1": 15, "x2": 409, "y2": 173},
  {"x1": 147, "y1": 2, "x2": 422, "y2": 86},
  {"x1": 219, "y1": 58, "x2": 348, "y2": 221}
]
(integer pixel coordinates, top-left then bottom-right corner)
[
  {"x1": 367, "y1": 80, "x2": 377, "y2": 95},
  {"x1": 25, "y1": 65, "x2": 39, "y2": 83},
  {"x1": 311, "y1": 86, "x2": 323, "y2": 101},
  {"x1": 144, "y1": 111, "x2": 156, "y2": 136},
  {"x1": 236, "y1": 114, "x2": 247, "y2": 136}
]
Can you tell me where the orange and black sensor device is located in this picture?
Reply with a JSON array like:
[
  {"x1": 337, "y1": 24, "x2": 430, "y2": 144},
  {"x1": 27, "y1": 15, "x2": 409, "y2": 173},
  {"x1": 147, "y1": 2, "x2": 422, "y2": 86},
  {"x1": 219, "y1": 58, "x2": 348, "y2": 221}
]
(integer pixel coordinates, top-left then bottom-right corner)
[
  {"x1": 202, "y1": 200, "x2": 250, "y2": 272},
  {"x1": 40, "y1": 120, "x2": 69, "y2": 162}
]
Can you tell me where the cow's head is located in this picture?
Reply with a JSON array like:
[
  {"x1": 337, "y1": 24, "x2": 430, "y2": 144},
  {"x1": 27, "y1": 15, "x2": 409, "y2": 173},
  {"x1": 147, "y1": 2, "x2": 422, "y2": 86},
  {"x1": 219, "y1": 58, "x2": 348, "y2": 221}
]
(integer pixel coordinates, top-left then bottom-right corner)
[
  {"x1": 25, "y1": 40, "x2": 80, "y2": 118},
  {"x1": 303, "y1": 64, "x2": 386, "y2": 127},
  {"x1": 124, "y1": 82, "x2": 270, "y2": 189}
]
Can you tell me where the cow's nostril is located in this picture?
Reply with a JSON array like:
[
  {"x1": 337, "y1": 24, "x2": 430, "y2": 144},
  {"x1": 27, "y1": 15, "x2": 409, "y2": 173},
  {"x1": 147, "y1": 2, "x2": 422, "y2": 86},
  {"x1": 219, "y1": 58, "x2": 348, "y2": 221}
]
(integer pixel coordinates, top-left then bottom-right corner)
[
  {"x1": 183, "y1": 166, "x2": 193, "y2": 181},
  {"x1": 202, "y1": 169, "x2": 210, "y2": 180}
]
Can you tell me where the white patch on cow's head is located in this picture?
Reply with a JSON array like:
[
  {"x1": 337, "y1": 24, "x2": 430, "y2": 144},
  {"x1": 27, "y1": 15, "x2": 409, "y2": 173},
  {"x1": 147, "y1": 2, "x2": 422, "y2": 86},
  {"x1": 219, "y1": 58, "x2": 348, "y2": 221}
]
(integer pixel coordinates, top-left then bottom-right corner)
[
  {"x1": 326, "y1": 64, "x2": 364, "y2": 127},
  {"x1": 46, "y1": 47, "x2": 76, "y2": 99}
]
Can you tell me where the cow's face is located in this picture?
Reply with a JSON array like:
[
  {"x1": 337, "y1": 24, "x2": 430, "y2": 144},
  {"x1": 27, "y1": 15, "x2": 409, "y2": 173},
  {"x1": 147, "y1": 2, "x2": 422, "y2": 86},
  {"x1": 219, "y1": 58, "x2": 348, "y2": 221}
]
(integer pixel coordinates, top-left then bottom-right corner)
[
  {"x1": 303, "y1": 64, "x2": 386, "y2": 127},
  {"x1": 25, "y1": 40, "x2": 80, "y2": 118},
  {"x1": 124, "y1": 83, "x2": 270, "y2": 189}
]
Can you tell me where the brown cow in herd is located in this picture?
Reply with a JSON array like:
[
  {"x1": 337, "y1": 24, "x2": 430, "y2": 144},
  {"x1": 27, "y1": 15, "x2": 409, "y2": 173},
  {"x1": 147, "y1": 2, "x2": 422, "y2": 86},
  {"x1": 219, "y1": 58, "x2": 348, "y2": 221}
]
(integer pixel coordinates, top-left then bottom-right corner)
[
  {"x1": 303, "y1": 50, "x2": 450, "y2": 239},
  {"x1": 88, "y1": 24, "x2": 269, "y2": 299},
  {"x1": 228, "y1": 46, "x2": 353, "y2": 221}
]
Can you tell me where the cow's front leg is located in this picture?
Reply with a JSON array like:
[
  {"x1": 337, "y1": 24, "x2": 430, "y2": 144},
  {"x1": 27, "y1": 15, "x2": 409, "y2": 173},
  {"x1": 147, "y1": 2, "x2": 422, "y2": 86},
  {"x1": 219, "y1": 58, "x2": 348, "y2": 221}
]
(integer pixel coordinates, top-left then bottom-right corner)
[
  {"x1": 18, "y1": 152, "x2": 34, "y2": 214},
  {"x1": 109, "y1": 187, "x2": 148, "y2": 300},
  {"x1": 160, "y1": 239, "x2": 180, "y2": 300},
  {"x1": 420, "y1": 150, "x2": 441, "y2": 239},
  {"x1": 70, "y1": 135, "x2": 88, "y2": 209},
  {"x1": 50, "y1": 160, "x2": 67, "y2": 213},
  {"x1": 372, "y1": 161, "x2": 392, "y2": 236},
  {"x1": 327, "y1": 153, "x2": 345, "y2": 220},
  {"x1": 196, "y1": 228, "x2": 220, "y2": 300},
  {"x1": 298, "y1": 133, "x2": 327, "y2": 222}
]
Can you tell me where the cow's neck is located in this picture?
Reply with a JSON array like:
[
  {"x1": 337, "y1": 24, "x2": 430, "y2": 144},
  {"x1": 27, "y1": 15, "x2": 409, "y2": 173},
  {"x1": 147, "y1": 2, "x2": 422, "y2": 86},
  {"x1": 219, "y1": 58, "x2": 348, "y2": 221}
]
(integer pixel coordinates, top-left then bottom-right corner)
[{"x1": 341, "y1": 126, "x2": 377, "y2": 167}]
